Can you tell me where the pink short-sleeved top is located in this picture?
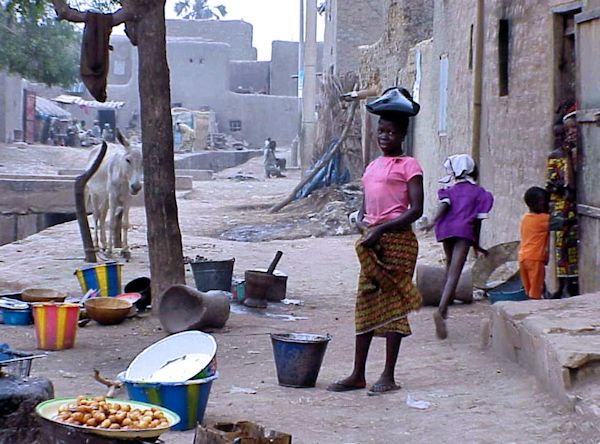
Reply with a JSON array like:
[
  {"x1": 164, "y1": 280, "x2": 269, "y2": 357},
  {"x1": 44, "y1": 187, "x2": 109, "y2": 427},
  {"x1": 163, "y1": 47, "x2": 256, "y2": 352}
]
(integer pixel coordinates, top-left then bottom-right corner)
[{"x1": 362, "y1": 155, "x2": 423, "y2": 226}]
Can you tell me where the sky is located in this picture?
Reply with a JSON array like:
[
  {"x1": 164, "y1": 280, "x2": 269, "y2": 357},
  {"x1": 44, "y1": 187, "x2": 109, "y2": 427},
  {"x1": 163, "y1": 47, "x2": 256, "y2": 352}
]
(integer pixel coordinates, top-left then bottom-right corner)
[{"x1": 164, "y1": 0, "x2": 325, "y2": 61}]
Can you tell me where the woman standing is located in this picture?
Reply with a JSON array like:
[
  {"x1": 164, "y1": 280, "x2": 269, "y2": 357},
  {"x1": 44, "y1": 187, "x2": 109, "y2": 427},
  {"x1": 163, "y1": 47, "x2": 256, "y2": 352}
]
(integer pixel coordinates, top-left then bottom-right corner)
[
  {"x1": 327, "y1": 88, "x2": 424, "y2": 395},
  {"x1": 546, "y1": 112, "x2": 579, "y2": 298}
]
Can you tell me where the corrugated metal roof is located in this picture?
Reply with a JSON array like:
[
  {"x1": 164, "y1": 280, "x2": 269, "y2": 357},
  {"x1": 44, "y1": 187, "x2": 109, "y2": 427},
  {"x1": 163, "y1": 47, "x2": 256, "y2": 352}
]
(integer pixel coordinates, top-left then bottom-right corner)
[
  {"x1": 52, "y1": 94, "x2": 125, "y2": 109},
  {"x1": 35, "y1": 96, "x2": 71, "y2": 119}
]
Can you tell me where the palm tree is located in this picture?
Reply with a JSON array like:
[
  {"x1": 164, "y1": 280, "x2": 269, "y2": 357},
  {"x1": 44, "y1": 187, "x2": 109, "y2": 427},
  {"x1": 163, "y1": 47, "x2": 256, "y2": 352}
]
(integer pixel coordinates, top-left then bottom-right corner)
[{"x1": 174, "y1": 0, "x2": 227, "y2": 20}]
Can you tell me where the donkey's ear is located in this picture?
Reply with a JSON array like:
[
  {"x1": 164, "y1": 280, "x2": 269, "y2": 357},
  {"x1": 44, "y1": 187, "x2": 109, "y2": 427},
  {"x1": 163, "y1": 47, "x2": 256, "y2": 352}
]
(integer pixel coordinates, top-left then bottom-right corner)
[{"x1": 116, "y1": 128, "x2": 130, "y2": 148}]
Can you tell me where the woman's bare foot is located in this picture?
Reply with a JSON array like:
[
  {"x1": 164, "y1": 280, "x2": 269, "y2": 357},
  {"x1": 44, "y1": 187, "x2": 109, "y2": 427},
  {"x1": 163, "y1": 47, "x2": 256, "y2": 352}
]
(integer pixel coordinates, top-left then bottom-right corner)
[
  {"x1": 367, "y1": 375, "x2": 401, "y2": 396},
  {"x1": 326, "y1": 375, "x2": 366, "y2": 392}
]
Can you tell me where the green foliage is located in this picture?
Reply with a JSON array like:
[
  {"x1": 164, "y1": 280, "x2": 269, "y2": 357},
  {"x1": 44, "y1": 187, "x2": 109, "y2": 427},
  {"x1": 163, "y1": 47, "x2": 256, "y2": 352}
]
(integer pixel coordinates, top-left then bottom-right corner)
[
  {"x1": 174, "y1": 0, "x2": 227, "y2": 20},
  {"x1": 0, "y1": 2, "x2": 81, "y2": 87}
]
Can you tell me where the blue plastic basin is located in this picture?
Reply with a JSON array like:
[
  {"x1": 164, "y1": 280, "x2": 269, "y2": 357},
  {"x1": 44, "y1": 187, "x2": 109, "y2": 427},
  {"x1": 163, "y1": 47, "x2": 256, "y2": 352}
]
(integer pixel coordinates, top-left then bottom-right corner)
[
  {"x1": 119, "y1": 373, "x2": 217, "y2": 431},
  {"x1": 2, "y1": 308, "x2": 32, "y2": 325}
]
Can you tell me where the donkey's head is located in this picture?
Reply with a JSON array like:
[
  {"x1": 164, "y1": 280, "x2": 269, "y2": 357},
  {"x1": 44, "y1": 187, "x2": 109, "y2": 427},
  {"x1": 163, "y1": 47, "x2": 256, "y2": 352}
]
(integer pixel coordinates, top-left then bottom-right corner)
[{"x1": 116, "y1": 129, "x2": 143, "y2": 195}]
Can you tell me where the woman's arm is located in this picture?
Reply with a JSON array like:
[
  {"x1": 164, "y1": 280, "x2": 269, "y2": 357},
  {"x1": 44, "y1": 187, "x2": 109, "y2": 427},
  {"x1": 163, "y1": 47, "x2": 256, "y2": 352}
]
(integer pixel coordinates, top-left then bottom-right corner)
[
  {"x1": 361, "y1": 175, "x2": 424, "y2": 247},
  {"x1": 355, "y1": 197, "x2": 368, "y2": 231}
]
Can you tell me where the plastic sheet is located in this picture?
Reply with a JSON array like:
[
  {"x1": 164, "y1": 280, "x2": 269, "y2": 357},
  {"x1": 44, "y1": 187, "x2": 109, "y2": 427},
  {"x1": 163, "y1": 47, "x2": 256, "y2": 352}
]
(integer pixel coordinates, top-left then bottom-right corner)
[{"x1": 295, "y1": 138, "x2": 351, "y2": 200}]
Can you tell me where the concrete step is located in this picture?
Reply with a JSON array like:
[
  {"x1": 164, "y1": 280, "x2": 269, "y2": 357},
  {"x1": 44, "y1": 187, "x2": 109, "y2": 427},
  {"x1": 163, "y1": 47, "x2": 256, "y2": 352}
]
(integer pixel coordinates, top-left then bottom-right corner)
[
  {"x1": 489, "y1": 294, "x2": 600, "y2": 431},
  {"x1": 56, "y1": 171, "x2": 194, "y2": 191}
]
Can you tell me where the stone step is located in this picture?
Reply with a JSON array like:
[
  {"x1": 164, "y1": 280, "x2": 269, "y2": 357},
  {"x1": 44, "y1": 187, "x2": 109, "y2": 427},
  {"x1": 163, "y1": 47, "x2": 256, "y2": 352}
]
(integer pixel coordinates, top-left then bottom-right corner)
[{"x1": 489, "y1": 294, "x2": 600, "y2": 431}]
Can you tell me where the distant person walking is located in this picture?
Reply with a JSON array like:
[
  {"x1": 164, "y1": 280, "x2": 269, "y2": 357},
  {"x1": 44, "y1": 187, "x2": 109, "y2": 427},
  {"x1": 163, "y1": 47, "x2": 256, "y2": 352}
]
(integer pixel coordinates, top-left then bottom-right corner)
[
  {"x1": 327, "y1": 87, "x2": 423, "y2": 395},
  {"x1": 425, "y1": 154, "x2": 493, "y2": 340}
]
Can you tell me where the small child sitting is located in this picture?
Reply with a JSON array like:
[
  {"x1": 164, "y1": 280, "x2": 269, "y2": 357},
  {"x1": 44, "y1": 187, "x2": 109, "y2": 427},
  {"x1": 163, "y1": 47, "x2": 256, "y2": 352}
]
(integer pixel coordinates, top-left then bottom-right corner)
[{"x1": 518, "y1": 187, "x2": 552, "y2": 299}]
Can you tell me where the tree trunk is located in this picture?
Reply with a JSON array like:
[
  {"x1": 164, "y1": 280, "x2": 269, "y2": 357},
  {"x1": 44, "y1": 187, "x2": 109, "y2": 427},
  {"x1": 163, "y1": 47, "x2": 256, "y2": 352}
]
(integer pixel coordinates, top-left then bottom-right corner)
[{"x1": 135, "y1": 0, "x2": 185, "y2": 308}]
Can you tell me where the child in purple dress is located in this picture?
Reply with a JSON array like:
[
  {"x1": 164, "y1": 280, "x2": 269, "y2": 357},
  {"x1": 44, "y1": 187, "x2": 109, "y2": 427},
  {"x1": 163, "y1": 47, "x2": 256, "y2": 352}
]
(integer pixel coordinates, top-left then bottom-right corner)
[{"x1": 426, "y1": 154, "x2": 494, "y2": 339}]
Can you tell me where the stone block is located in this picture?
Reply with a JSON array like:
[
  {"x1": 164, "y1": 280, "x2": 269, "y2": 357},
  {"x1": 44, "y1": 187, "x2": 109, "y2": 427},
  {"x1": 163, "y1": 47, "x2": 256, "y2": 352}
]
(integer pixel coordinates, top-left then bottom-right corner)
[
  {"x1": 0, "y1": 376, "x2": 54, "y2": 443},
  {"x1": 175, "y1": 169, "x2": 213, "y2": 181},
  {"x1": 490, "y1": 294, "x2": 600, "y2": 422}
]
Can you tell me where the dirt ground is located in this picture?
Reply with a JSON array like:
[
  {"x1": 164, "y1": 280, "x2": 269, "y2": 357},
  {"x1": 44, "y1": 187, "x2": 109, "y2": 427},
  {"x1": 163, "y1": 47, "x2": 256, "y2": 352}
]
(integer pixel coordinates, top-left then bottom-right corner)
[{"x1": 0, "y1": 145, "x2": 596, "y2": 443}]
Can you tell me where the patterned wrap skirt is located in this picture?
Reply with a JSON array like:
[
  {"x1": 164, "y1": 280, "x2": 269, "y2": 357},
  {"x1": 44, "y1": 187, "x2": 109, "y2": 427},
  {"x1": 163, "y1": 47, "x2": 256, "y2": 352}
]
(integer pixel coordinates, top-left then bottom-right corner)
[{"x1": 355, "y1": 230, "x2": 422, "y2": 337}]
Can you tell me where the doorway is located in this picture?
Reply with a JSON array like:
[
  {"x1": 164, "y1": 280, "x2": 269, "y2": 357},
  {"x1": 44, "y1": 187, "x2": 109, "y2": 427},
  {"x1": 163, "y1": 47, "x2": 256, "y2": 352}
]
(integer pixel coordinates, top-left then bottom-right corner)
[
  {"x1": 553, "y1": 6, "x2": 580, "y2": 114},
  {"x1": 97, "y1": 110, "x2": 116, "y2": 132}
]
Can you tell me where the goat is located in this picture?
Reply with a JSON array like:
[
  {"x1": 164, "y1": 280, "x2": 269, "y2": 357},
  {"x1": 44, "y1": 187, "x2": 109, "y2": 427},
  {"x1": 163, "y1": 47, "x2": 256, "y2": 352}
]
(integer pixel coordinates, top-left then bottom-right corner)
[{"x1": 86, "y1": 130, "x2": 143, "y2": 258}]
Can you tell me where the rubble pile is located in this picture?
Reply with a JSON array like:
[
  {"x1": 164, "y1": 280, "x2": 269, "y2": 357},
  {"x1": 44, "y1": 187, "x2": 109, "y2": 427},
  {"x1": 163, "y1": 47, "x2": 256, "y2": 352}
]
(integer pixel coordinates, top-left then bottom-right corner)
[
  {"x1": 289, "y1": 183, "x2": 363, "y2": 237},
  {"x1": 206, "y1": 133, "x2": 249, "y2": 150}
]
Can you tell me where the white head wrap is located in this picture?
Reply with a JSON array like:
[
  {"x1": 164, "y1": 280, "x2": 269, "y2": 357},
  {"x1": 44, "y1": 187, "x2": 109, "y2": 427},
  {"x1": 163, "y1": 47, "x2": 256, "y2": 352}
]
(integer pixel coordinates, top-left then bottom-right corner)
[{"x1": 439, "y1": 154, "x2": 476, "y2": 183}]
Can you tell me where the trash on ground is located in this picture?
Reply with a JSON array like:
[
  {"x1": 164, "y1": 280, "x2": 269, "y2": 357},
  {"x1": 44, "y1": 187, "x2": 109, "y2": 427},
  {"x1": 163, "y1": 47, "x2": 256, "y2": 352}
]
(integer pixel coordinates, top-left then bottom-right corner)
[
  {"x1": 281, "y1": 298, "x2": 304, "y2": 306},
  {"x1": 0, "y1": 298, "x2": 28, "y2": 310},
  {"x1": 229, "y1": 385, "x2": 257, "y2": 394},
  {"x1": 406, "y1": 394, "x2": 432, "y2": 410}
]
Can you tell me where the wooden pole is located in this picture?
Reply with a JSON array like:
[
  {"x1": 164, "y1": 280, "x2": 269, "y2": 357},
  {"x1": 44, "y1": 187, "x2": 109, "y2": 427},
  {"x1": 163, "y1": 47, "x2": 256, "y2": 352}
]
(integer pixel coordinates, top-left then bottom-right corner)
[
  {"x1": 300, "y1": 0, "x2": 318, "y2": 171},
  {"x1": 74, "y1": 142, "x2": 107, "y2": 262}
]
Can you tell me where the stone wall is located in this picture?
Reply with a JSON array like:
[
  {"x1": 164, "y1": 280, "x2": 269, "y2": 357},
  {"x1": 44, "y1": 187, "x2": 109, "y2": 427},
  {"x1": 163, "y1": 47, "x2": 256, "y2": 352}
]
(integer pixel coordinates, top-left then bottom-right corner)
[
  {"x1": 174, "y1": 149, "x2": 262, "y2": 172},
  {"x1": 359, "y1": 0, "x2": 434, "y2": 89},
  {"x1": 219, "y1": 93, "x2": 299, "y2": 146},
  {"x1": 477, "y1": 0, "x2": 564, "y2": 246},
  {"x1": 166, "y1": 19, "x2": 257, "y2": 60},
  {"x1": 270, "y1": 41, "x2": 300, "y2": 97},
  {"x1": 270, "y1": 41, "x2": 325, "y2": 97},
  {"x1": 107, "y1": 35, "x2": 299, "y2": 147},
  {"x1": 323, "y1": 0, "x2": 386, "y2": 77},
  {"x1": 168, "y1": 39, "x2": 231, "y2": 107},
  {"x1": 229, "y1": 61, "x2": 270, "y2": 94},
  {"x1": 358, "y1": 0, "x2": 577, "y2": 247}
]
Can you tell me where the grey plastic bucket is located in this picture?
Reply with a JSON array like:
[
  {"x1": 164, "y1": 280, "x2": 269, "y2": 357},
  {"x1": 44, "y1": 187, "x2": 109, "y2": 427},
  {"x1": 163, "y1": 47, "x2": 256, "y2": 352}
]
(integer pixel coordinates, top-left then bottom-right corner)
[{"x1": 190, "y1": 258, "x2": 235, "y2": 292}]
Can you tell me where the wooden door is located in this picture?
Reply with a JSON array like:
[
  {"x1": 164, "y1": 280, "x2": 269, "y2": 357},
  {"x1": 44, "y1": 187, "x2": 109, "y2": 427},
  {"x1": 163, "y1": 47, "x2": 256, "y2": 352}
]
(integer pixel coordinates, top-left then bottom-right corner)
[
  {"x1": 23, "y1": 90, "x2": 36, "y2": 143},
  {"x1": 575, "y1": 8, "x2": 600, "y2": 293}
]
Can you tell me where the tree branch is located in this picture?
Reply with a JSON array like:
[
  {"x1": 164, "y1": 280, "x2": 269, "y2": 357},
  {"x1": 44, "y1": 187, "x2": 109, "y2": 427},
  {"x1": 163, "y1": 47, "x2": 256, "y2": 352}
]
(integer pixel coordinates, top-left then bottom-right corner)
[
  {"x1": 50, "y1": 0, "x2": 134, "y2": 25},
  {"x1": 50, "y1": 0, "x2": 87, "y2": 22}
]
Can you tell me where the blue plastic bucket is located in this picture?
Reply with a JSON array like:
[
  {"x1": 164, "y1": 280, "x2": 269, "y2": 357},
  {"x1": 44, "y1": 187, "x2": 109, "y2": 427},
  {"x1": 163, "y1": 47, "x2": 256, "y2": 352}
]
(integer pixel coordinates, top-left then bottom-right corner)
[
  {"x1": 2, "y1": 308, "x2": 32, "y2": 325},
  {"x1": 270, "y1": 333, "x2": 331, "y2": 388},
  {"x1": 119, "y1": 373, "x2": 217, "y2": 431},
  {"x1": 74, "y1": 261, "x2": 123, "y2": 297}
]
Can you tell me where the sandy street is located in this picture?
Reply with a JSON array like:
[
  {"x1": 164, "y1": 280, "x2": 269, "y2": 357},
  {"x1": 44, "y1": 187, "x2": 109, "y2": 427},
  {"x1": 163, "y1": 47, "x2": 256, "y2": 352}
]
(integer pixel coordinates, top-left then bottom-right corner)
[{"x1": 0, "y1": 146, "x2": 595, "y2": 443}]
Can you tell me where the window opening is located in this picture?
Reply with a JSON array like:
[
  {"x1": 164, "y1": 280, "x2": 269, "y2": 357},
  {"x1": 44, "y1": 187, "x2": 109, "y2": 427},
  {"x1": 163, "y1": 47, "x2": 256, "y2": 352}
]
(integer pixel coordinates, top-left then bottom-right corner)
[
  {"x1": 229, "y1": 120, "x2": 242, "y2": 132},
  {"x1": 498, "y1": 19, "x2": 510, "y2": 96},
  {"x1": 438, "y1": 54, "x2": 449, "y2": 134}
]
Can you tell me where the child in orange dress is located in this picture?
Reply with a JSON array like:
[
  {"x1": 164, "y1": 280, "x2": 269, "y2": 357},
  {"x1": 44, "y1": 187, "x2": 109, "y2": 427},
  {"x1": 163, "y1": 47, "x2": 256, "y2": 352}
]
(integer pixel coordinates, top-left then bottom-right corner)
[{"x1": 518, "y1": 187, "x2": 550, "y2": 299}]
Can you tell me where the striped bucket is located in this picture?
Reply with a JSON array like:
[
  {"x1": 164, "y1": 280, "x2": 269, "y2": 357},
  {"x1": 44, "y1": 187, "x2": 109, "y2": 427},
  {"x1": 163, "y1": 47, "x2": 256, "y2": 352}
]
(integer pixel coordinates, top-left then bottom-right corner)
[
  {"x1": 74, "y1": 261, "x2": 123, "y2": 297},
  {"x1": 32, "y1": 303, "x2": 80, "y2": 350},
  {"x1": 119, "y1": 373, "x2": 217, "y2": 431}
]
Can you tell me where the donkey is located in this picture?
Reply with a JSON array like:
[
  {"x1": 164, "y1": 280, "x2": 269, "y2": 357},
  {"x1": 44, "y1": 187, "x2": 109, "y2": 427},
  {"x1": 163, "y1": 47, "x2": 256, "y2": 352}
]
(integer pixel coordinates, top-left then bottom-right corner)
[{"x1": 86, "y1": 130, "x2": 143, "y2": 258}]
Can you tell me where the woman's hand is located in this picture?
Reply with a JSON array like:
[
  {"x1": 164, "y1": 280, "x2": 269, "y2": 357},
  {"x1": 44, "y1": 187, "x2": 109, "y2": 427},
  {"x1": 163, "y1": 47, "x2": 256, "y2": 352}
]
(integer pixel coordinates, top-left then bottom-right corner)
[
  {"x1": 356, "y1": 217, "x2": 369, "y2": 232},
  {"x1": 361, "y1": 226, "x2": 384, "y2": 248}
]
